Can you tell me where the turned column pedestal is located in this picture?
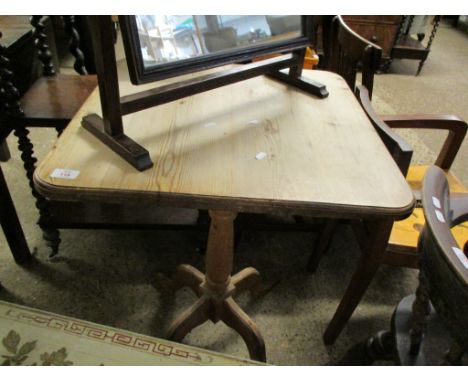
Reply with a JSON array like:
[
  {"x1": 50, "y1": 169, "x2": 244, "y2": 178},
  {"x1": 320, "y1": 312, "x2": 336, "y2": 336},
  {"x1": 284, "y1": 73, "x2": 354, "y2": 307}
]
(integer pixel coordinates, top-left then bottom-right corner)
[{"x1": 166, "y1": 210, "x2": 266, "y2": 362}]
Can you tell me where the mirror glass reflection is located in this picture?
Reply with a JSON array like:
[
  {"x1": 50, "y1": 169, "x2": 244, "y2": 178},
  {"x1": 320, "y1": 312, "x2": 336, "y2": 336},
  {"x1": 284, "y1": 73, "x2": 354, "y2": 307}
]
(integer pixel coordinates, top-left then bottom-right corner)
[{"x1": 134, "y1": 15, "x2": 302, "y2": 68}]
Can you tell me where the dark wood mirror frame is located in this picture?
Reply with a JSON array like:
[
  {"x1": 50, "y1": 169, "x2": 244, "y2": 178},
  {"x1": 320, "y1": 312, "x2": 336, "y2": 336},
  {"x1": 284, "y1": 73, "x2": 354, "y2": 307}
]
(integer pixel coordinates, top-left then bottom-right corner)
[
  {"x1": 82, "y1": 15, "x2": 329, "y2": 171},
  {"x1": 120, "y1": 15, "x2": 314, "y2": 85}
]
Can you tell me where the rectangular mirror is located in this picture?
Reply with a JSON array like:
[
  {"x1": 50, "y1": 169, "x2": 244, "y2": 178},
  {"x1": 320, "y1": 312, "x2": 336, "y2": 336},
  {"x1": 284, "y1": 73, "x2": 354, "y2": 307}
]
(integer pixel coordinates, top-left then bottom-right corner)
[{"x1": 120, "y1": 15, "x2": 313, "y2": 84}]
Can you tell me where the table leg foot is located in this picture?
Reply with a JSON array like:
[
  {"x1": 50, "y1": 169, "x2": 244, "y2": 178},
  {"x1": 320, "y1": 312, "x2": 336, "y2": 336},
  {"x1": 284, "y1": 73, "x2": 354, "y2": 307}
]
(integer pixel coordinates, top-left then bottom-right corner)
[
  {"x1": 232, "y1": 267, "x2": 262, "y2": 296},
  {"x1": 173, "y1": 264, "x2": 204, "y2": 296},
  {"x1": 167, "y1": 295, "x2": 211, "y2": 343},
  {"x1": 221, "y1": 297, "x2": 266, "y2": 362},
  {"x1": 155, "y1": 264, "x2": 204, "y2": 295}
]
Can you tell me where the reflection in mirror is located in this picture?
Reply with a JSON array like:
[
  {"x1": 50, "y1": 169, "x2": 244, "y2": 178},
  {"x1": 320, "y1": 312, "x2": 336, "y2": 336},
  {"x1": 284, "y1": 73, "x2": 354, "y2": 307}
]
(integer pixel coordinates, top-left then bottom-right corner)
[{"x1": 135, "y1": 15, "x2": 301, "y2": 69}]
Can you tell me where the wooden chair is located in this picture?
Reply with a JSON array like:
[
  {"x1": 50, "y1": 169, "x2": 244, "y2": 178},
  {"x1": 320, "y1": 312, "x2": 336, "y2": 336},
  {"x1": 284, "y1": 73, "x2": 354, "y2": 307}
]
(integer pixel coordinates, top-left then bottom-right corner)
[
  {"x1": 407, "y1": 164, "x2": 468, "y2": 364},
  {"x1": 0, "y1": 16, "x2": 98, "y2": 255},
  {"x1": 337, "y1": 166, "x2": 468, "y2": 365},
  {"x1": 325, "y1": 15, "x2": 382, "y2": 99},
  {"x1": 307, "y1": 85, "x2": 468, "y2": 272},
  {"x1": 303, "y1": 16, "x2": 383, "y2": 270}
]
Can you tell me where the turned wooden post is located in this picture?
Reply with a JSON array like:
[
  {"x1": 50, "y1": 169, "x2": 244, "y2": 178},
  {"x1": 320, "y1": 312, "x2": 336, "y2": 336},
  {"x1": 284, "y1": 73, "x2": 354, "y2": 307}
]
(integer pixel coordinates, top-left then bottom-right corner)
[
  {"x1": 30, "y1": 16, "x2": 55, "y2": 76},
  {"x1": 0, "y1": 27, "x2": 60, "y2": 256},
  {"x1": 62, "y1": 15, "x2": 88, "y2": 75},
  {"x1": 204, "y1": 210, "x2": 237, "y2": 295},
  {"x1": 409, "y1": 265, "x2": 431, "y2": 355}
]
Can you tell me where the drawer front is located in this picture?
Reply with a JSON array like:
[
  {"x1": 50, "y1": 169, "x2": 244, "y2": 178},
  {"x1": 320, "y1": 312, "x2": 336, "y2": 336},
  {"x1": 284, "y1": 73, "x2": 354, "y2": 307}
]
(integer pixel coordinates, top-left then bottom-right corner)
[{"x1": 343, "y1": 16, "x2": 401, "y2": 57}]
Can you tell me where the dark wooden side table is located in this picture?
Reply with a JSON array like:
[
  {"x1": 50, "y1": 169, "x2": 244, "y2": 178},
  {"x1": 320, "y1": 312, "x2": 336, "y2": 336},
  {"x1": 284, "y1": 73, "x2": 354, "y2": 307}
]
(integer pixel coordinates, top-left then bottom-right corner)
[
  {"x1": 391, "y1": 16, "x2": 441, "y2": 75},
  {"x1": 34, "y1": 65, "x2": 414, "y2": 361},
  {"x1": 0, "y1": 16, "x2": 58, "y2": 95}
]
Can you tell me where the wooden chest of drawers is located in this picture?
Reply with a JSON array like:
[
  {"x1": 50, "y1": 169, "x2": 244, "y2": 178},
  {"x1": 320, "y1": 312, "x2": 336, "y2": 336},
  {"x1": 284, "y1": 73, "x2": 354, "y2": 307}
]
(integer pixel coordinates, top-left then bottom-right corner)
[{"x1": 342, "y1": 16, "x2": 401, "y2": 60}]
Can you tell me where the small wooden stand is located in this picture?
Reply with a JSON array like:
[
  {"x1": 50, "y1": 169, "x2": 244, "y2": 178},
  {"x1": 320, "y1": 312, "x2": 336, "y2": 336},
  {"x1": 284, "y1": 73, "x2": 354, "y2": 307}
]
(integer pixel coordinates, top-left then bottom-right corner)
[
  {"x1": 166, "y1": 210, "x2": 266, "y2": 362},
  {"x1": 391, "y1": 16, "x2": 441, "y2": 75},
  {"x1": 83, "y1": 16, "x2": 328, "y2": 172},
  {"x1": 82, "y1": 16, "x2": 153, "y2": 171}
]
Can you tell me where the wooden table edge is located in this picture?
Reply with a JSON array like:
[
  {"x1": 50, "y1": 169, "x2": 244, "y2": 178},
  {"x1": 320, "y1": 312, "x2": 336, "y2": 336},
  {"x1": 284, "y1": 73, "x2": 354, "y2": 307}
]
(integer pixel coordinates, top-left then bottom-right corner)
[{"x1": 33, "y1": 171, "x2": 416, "y2": 221}]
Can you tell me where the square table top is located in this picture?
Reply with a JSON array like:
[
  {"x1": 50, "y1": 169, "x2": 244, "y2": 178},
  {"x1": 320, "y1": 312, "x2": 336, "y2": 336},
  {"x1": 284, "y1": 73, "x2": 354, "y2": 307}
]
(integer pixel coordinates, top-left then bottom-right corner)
[{"x1": 34, "y1": 64, "x2": 414, "y2": 219}]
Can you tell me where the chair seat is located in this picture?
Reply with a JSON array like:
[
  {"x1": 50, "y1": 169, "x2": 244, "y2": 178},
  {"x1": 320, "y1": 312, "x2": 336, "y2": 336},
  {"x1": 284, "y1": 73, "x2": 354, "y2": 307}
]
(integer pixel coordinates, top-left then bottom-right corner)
[
  {"x1": 407, "y1": 165, "x2": 467, "y2": 194},
  {"x1": 389, "y1": 207, "x2": 468, "y2": 250},
  {"x1": 20, "y1": 73, "x2": 97, "y2": 128},
  {"x1": 389, "y1": 165, "x2": 468, "y2": 251}
]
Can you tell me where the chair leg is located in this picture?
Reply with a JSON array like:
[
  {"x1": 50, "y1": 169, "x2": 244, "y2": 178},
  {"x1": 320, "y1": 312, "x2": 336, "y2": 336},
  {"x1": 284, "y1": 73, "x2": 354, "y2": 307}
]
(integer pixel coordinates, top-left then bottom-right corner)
[
  {"x1": 0, "y1": 166, "x2": 32, "y2": 264},
  {"x1": 323, "y1": 219, "x2": 394, "y2": 345},
  {"x1": 14, "y1": 125, "x2": 61, "y2": 256},
  {"x1": 335, "y1": 329, "x2": 394, "y2": 365},
  {"x1": 364, "y1": 330, "x2": 394, "y2": 362},
  {"x1": 307, "y1": 219, "x2": 339, "y2": 272},
  {"x1": 416, "y1": 16, "x2": 440, "y2": 76},
  {"x1": 416, "y1": 59, "x2": 426, "y2": 76},
  {"x1": 409, "y1": 267, "x2": 431, "y2": 355},
  {"x1": 55, "y1": 126, "x2": 65, "y2": 136}
]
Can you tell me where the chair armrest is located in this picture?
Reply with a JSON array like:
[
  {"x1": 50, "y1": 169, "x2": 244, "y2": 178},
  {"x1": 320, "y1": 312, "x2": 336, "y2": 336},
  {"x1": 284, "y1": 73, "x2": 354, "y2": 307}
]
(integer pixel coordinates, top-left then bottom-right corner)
[
  {"x1": 381, "y1": 114, "x2": 467, "y2": 170},
  {"x1": 356, "y1": 86, "x2": 413, "y2": 176}
]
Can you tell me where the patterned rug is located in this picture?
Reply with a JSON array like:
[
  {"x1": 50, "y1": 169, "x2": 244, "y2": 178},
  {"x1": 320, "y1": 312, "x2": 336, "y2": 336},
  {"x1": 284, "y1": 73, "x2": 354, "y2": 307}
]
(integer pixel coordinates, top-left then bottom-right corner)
[{"x1": 0, "y1": 300, "x2": 261, "y2": 366}]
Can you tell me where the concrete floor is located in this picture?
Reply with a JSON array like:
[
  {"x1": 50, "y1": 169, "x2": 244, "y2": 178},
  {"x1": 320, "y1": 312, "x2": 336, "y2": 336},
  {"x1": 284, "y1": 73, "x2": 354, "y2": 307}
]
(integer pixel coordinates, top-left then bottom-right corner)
[{"x1": 0, "y1": 21, "x2": 467, "y2": 365}]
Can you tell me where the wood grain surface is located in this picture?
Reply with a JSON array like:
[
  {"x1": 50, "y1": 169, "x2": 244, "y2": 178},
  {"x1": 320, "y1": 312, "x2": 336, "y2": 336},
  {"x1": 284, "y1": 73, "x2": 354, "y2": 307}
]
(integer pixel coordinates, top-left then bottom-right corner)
[{"x1": 34, "y1": 63, "x2": 414, "y2": 219}]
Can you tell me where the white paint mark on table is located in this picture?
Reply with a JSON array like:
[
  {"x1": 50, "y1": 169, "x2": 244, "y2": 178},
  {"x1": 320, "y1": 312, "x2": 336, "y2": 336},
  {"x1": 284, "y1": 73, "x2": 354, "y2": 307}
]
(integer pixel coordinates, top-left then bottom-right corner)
[
  {"x1": 247, "y1": 120, "x2": 260, "y2": 125},
  {"x1": 255, "y1": 152, "x2": 267, "y2": 160}
]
